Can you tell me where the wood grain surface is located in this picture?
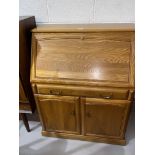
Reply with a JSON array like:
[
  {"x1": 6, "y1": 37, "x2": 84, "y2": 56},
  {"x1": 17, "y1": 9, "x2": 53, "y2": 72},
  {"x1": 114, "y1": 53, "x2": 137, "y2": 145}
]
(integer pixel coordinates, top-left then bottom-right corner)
[
  {"x1": 30, "y1": 25, "x2": 135, "y2": 145},
  {"x1": 35, "y1": 84, "x2": 129, "y2": 100},
  {"x1": 32, "y1": 23, "x2": 134, "y2": 33},
  {"x1": 81, "y1": 98, "x2": 130, "y2": 138},
  {"x1": 36, "y1": 95, "x2": 80, "y2": 134},
  {"x1": 31, "y1": 32, "x2": 134, "y2": 88}
]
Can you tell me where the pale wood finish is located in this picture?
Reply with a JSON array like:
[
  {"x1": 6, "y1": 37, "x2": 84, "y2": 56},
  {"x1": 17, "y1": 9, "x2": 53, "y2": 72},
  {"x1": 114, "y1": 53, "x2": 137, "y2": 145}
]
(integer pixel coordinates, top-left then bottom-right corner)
[
  {"x1": 42, "y1": 131, "x2": 126, "y2": 145},
  {"x1": 36, "y1": 95, "x2": 80, "y2": 134},
  {"x1": 32, "y1": 23, "x2": 134, "y2": 33},
  {"x1": 30, "y1": 24, "x2": 135, "y2": 145},
  {"x1": 31, "y1": 32, "x2": 134, "y2": 88},
  {"x1": 35, "y1": 84, "x2": 129, "y2": 100},
  {"x1": 36, "y1": 35, "x2": 130, "y2": 82},
  {"x1": 81, "y1": 98, "x2": 130, "y2": 138}
]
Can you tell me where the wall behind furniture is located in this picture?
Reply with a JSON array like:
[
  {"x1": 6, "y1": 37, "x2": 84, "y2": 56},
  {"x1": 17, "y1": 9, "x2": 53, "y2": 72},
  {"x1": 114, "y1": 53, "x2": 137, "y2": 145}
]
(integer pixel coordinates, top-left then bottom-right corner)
[{"x1": 19, "y1": 0, "x2": 134, "y2": 24}]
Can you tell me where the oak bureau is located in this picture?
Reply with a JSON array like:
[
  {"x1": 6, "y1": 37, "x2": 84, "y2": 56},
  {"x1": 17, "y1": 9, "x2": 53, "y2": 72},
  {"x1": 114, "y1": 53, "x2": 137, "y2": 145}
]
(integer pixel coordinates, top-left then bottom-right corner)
[{"x1": 30, "y1": 24, "x2": 135, "y2": 145}]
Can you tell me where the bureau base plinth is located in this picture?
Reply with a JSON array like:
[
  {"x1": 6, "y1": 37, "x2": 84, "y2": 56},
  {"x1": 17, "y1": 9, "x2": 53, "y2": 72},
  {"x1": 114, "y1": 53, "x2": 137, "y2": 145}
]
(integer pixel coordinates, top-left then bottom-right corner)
[{"x1": 41, "y1": 131, "x2": 126, "y2": 145}]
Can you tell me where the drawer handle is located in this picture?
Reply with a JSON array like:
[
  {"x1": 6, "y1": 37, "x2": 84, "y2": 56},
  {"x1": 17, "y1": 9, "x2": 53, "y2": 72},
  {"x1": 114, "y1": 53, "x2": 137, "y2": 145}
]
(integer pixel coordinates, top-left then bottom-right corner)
[
  {"x1": 103, "y1": 96, "x2": 111, "y2": 99},
  {"x1": 101, "y1": 93, "x2": 113, "y2": 99},
  {"x1": 50, "y1": 90, "x2": 62, "y2": 95}
]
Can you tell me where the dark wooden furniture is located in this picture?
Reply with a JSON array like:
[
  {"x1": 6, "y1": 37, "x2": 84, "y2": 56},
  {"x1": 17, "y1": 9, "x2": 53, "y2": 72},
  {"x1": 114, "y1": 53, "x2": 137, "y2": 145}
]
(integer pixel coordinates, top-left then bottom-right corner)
[
  {"x1": 19, "y1": 16, "x2": 36, "y2": 131},
  {"x1": 30, "y1": 24, "x2": 135, "y2": 144}
]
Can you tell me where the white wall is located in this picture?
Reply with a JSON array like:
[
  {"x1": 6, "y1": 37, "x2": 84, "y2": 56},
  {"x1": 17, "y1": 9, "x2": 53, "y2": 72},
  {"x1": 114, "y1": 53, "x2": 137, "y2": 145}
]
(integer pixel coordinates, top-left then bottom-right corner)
[{"x1": 19, "y1": 0, "x2": 134, "y2": 24}]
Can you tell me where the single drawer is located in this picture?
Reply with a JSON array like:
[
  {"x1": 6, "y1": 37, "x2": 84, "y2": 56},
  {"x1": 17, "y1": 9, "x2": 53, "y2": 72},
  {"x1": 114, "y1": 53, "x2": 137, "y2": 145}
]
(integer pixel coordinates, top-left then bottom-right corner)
[{"x1": 35, "y1": 84, "x2": 129, "y2": 100}]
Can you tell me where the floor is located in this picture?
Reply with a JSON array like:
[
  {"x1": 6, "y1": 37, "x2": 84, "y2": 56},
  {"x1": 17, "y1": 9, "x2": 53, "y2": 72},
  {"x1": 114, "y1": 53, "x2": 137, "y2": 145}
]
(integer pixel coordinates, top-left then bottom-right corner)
[{"x1": 19, "y1": 108, "x2": 135, "y2": 155}]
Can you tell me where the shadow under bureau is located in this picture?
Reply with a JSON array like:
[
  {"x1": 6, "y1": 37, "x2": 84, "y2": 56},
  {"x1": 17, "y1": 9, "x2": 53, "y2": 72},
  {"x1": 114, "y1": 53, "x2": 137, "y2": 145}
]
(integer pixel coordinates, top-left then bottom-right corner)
[{"x1": 30, "y1": 24, "x2": 135, "y2": 145}]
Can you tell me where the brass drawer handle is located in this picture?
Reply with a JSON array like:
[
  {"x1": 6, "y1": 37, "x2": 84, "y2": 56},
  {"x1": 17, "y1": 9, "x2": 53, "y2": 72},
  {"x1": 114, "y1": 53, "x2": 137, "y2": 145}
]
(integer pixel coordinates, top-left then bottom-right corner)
[
  {"x1": 103, "y1": 96, "x2": 111, "y2": 99},
  {"x1": 50, "y1": 90, "x2": 62, "y2": 95},
  {"x1": 101, "y1": 93, "x2": 113, "y2": 99}
]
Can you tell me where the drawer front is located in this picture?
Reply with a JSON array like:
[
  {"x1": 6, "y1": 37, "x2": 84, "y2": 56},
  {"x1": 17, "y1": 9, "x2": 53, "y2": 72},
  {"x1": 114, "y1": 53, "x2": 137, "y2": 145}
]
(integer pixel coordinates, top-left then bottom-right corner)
[{"x1": 35, "y1": 84, "x2": 129, "y2": 100}]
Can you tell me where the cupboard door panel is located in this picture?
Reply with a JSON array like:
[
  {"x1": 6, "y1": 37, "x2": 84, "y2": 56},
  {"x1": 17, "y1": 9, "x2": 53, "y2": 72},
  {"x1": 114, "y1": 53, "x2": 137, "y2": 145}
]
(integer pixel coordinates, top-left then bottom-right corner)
[
  {"x1": 82, "y1": 98, "x2": 130, "y2": 138},
  {"x1": 37, "y1": 95, "x2": 80, "y2": 134}
]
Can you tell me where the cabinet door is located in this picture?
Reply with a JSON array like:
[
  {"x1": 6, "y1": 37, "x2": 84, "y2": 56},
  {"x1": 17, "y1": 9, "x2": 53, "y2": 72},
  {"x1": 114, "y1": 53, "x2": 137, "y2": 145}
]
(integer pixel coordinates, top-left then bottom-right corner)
[
  {"x1": 81, "y1": 98, "x2": 130, "y2": 138},
  {"x1": 36, "y1": 95, "x2": 80, "y2": 134}
]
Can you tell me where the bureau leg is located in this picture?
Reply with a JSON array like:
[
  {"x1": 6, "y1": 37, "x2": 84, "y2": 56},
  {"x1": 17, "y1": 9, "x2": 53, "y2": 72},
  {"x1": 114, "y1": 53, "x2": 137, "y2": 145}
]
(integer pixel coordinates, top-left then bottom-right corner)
[{"x1": 20, "y1": 113, "x2": 30, "y2": 132}]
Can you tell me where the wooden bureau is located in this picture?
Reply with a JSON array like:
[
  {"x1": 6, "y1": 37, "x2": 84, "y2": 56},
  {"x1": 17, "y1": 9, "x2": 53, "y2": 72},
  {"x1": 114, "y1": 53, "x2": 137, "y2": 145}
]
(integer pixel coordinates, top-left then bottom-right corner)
[{"x1": 30, "y1": 24, "x2": 135, "y2": 145}]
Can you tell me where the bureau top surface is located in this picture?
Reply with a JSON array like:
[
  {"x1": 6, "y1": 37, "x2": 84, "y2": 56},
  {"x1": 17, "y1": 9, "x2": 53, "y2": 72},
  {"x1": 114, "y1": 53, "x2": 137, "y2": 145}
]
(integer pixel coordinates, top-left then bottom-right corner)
[
  {"x1": 31, "y1": 27, "x2": 134, "y2": 88},
  {"x1": 32, "y1": 24, "x2": 134, "y2": 33}
]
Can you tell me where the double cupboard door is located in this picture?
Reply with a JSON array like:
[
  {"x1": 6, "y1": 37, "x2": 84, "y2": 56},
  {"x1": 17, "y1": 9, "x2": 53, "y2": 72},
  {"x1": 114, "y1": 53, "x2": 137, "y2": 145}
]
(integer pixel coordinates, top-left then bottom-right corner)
[{"x1": 36, "y1": 95, "x2": 130, "y2": 139}]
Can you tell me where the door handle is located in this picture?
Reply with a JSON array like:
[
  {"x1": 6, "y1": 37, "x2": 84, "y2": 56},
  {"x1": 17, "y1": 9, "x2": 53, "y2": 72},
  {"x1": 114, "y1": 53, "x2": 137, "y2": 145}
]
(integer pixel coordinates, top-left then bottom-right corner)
[{"x1": 101, "y1": 93, "x2": 113, "y2": 99}]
